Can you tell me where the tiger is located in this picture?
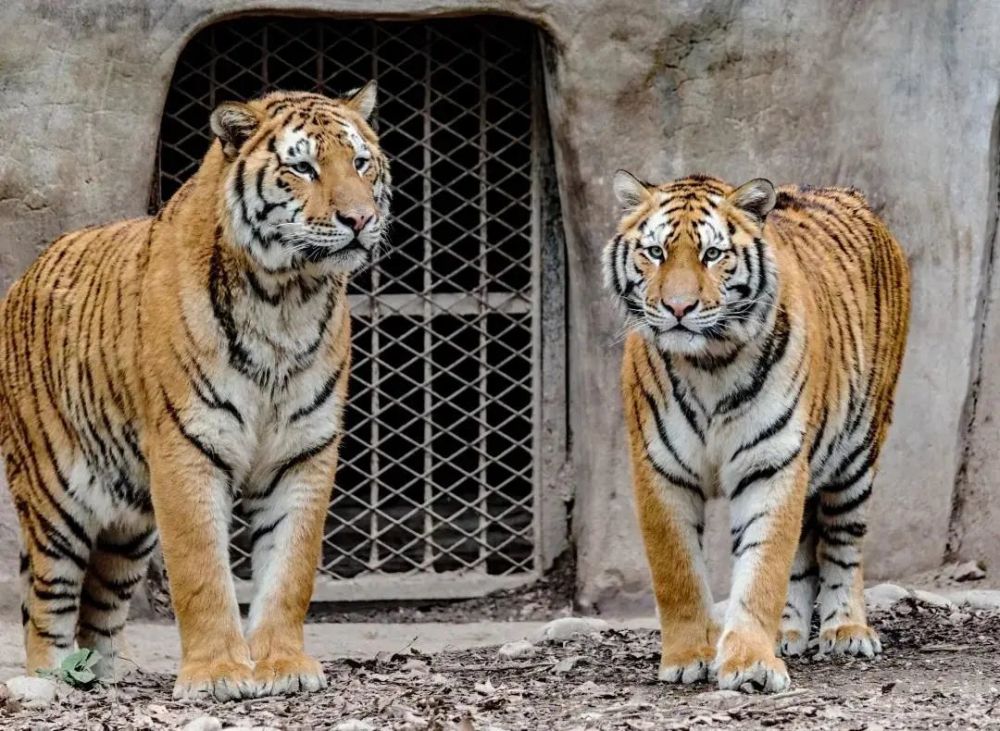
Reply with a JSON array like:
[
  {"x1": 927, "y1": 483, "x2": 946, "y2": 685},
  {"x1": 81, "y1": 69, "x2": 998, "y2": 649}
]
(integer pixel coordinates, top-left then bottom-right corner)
[
  {"x1": 0, "y1": 83, "x2": 390, "y2": 700},
  {"x1": 603, "y1": 172, "x2": 909, "y2": 692}
]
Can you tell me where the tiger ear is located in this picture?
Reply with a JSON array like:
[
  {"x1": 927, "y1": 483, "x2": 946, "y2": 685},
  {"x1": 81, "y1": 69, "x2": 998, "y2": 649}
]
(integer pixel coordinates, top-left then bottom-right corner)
[
  {"x1": 210, "y1": 102, "x2": 261, "y2": 160},
  {"x1": 728, "y1": 178, "x2": 776, "y2": 223},
  {"x1": 613, "y1": 170, "x2": 653, "y2": 210},
  {"x1": 344, "y1": 80, "x2": 378, "y2": 121}
]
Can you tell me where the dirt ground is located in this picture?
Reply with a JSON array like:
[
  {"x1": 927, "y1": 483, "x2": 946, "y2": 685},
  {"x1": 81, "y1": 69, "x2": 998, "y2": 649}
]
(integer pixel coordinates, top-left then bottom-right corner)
[{"x1": 2, "y1": 597, "x2": 999, "y2": 730}]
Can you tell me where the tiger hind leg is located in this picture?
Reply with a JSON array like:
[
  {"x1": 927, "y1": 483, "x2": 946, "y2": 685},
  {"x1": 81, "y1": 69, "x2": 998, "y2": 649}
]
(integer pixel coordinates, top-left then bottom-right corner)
[
  {"x1": 816, "y1": 467, "x2": 881, "y2": 657},
  {"x1": 17, "y1": 500, "x2": 99, "y2": 674},
  {"x1": 778, "y1": 494, "x2": 819, "y2": 657},
  {"x1": 76, "y1": 523, "x2": 157, "y2": 679}
]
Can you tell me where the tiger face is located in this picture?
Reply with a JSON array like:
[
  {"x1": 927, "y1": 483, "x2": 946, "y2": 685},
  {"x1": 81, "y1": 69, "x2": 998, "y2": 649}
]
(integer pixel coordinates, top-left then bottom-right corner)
[
  {"x1": 603, "y1": 172, "x2": 778, "y2": 355},
  {"x1": 210, "y1": 83, "x2": 391, "y2": 273}
]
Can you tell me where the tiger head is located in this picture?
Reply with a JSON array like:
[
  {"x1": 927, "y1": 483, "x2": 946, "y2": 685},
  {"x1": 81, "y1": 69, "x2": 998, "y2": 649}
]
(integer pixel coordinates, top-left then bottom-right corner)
[
  {"x1": 209, "y1": 82, "x2": 391, "y2": 273},
  {"x1": 603, "y1": 172, "x2": 778, "y2": 356}
]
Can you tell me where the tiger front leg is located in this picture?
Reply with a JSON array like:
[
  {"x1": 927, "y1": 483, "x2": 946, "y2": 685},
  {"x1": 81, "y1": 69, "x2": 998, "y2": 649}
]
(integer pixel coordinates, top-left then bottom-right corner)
[
  {"x1": 148, "y1": 435, "x2": 254, "y2": 701},
  {"x1": 627, "y1": 437, "x2": 716, "y2": 682},
  {"x1": 244, "y1": 435, "x2": 340, "y2": 696},
  {"x1": 717, "y1": 457, "x2": 809, "y2": 693}
]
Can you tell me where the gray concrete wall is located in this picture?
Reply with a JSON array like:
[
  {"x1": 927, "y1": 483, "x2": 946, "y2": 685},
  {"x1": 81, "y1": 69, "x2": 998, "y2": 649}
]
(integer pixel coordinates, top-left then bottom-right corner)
[{"x1": 0, "y1": 0, "x2": 997, "y2": 612}]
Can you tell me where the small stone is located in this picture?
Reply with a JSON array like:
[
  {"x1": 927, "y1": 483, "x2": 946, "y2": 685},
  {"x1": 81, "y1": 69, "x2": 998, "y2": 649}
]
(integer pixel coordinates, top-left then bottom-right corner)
[
  {"x1": 181, "y1": 717, "x2": 222, "y2": 731},
  {"x1": 697, "y1": 689, "x2": 745, "y2": 709},
  {"x1": 4, "y1": 676, "x2": 57, "y2": 709},
  {"x1": 474, "y1": 679, "x2": 496, "y2": 695},
  {"x1": 401, "y1": 658, "x2": 429, "y2": 674},
  {"x1": 553, "y1": 655, "x2": 587, "y2": 673},
  {"x1": 864, "y1": 583, "x2": 910, "y2": 611},
  {"x1": 497, "y1": 640, "x2": 537, "y2": 660},
  {"x1": 334, "y1": 722, "x2": 376, "y2": 731},
  {"x1": 534, "y1": 617, "x2": 610, "y2": 642},
  {"x1": 949, "y1": 560, "x2": 987, "y2": 582},
  {"x1": 945, "y1": 589, "x2": 1000, "y2": 611},
  {"x1": 912, "y1": 589, "x2": 955, "y2": 609}
]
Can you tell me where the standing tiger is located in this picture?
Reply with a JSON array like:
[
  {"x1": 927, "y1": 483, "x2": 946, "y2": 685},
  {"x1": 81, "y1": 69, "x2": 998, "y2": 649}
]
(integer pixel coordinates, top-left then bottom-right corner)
[
  {"x1": 0, "y1": 84, "x2": 390, "y2": 699},
  {"x1": 604, "y1": 172, "x2": 909, "y2": 692}
]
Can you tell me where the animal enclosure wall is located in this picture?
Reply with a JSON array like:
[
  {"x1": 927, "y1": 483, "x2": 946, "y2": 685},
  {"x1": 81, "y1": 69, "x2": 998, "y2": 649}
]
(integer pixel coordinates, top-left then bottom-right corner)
[{"x1": 153, "y1": 15, "x2": 567, "y2": 600}]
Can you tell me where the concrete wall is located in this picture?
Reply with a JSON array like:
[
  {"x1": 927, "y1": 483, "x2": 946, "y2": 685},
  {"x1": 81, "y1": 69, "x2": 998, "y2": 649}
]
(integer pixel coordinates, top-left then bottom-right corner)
[{"x1": 0, "y1": 0, "x2": 997, "y2": 612}]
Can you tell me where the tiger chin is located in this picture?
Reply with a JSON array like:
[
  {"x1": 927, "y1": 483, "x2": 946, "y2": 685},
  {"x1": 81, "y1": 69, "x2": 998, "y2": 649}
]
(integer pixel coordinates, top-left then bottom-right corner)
[
  {"x1": 603, "y1": 172, "x2": 909, "y2": 692},
  {"x1": 0, "y1": 83, "x2": 390, "y2": 700}
]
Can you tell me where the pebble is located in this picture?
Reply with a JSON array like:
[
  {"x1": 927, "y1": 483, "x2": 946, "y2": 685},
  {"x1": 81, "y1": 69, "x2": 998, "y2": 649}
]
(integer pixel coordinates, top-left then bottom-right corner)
[
  {"x1": 334, "y1": 722, "x2": 376, "y2": 731},
  {"x1": 947, "y1": 560, "x2": 987, "y2": 582},
  {"x1": 553, "y1": 655, "x2": 587, "y2": 673},
  {"x1": 697, "y1": 689, "x2": 746, "y2": 709},
  {"x1": 912, "y1": 589, "x2": 955, "y2": 609},
  {"x1": 4, "y1": 676, "x2": 57, "y2": 709},
  {"x1": 498, "y1": 640, "x2": 537, "y2": 660},
  {"x1": 944, "y1": 589, "x2": 1000, "y2": 611},
  {"x1": 181, "y1": 718, "x2": 222, "y2": 731},
  {"x1": 864, "y1": 583, "x2": 910, "y2": 611},
  {"x1": 534, "y1": 617, "x2": 610, "y2": 642}
]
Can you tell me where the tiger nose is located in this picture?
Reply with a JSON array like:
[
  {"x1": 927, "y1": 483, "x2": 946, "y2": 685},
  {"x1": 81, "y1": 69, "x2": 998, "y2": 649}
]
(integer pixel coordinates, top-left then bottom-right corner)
[
  {"x1": 336, "y1": 210, "x2": 373, "y2": 233},
  {"x1": 666, "y1": 297, "x2": 698, "y2": 320}
]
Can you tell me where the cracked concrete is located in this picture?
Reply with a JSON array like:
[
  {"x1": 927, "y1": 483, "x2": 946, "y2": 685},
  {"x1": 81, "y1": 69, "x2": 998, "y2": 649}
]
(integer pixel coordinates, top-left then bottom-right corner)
[{"x1": 0, "y1": 1, "x2": 998, "y2": 611}]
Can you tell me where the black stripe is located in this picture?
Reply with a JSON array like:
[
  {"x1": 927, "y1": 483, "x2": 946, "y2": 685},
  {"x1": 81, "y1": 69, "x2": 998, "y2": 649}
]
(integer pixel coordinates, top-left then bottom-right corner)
[
  {"x1": 789, "y1": 567, "x2": 818, "y2": 581},
  {"x1": 177, "y1": 348, "x2": 245, "y2": 427},
  {"x1": 79, "y1": 621, "x2": 126, "y2": 638},
  {"x1": 730, "y1": 447, "x2": 800, "y2": 500},
  {"x1": 97, "y1": 531, "x2": 157, "y2": 561},
  {"x1": 81, "y1": 589, "x2": 116, "y2": 612},
  {"x1": 246, "y1": 269, "x2": 283, "y2": 305},
  {"x1": 819, "y1": 552, "x2": 859, "y2": 570},
  {"x1": 48, "y1": 603, "x2": 79, "y2": 615},
  {"x1": 251, "y1": 515, "x2": 286, "y2": 546},
  {"x1": 209, "y1": 240, "x2": 256, "y2": 379},
  {"x1": 821, "y1": 484, "x2": 872, "y2": 517},
  {"x1": 715, "y1": 308, "x2": 791, "y2": 415},
  {"x1": 34, "y1": 587, "x2": 78, "y2": 601},
  {"x1": 289, "y1": 368, "x2": 342, "y2": 424},
  {"x1": 730, "y1": 510, "x2": 767, "y2": 555},
  {"x1": 662, "y1": 357, "x2": 705, "y2": 443},
  {"x1": 31, "y1": 621, "x2": 72, "y2": 647},
  {"x1": 257, "y1": 431, "x2": 338, "y2": 499},
  {"x1": 635, "y1": 372, "x2": 700, "y2": 482},
  {"x1": 731, "y1": 377, "x2": 806, "y2": 460},
  {"x1": 161, "y1": 386, "x2": 233, "y2": 480}
]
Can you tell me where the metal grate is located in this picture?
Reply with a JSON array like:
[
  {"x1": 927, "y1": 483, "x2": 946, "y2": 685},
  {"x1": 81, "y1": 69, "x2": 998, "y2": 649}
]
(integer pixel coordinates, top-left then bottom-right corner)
[{"x1": 155, "y1": 16, "x2": 561, "y2": 600}]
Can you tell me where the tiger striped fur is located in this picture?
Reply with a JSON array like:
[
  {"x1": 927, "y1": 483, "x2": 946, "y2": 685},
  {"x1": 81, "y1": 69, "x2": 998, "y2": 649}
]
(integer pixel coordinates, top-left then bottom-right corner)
[
  {"x1": 604, "y1": 172, "x2": 909, "y2": 692},
  {"x1": 1, "y1": 83, "x2": 390, "y2": 700}
]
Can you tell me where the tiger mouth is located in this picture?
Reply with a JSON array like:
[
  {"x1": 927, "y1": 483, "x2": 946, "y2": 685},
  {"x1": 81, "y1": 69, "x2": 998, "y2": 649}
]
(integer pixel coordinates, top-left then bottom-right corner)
[{"x1": 299, "y1": 240, "x2": 367, "y2": 262}]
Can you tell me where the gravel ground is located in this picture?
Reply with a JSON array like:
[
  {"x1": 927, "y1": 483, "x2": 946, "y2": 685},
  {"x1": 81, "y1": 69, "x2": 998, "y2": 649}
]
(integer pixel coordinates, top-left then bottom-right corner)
[{"x1": 3, "y1": 597, "x2": 999, "y2": 730}]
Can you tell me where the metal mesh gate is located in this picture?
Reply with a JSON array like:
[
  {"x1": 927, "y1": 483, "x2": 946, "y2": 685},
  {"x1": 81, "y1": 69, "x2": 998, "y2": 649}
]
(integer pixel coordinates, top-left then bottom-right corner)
[{"x1": 154, "y1": 16, "x2": 565, "y2": 600}]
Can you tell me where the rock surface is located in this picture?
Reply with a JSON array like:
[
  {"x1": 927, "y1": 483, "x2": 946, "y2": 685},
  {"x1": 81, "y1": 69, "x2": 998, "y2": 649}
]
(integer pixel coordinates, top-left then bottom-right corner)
[
  {"x1": 4, "y1": 676, "x2": 56, "y2": 709},
  {"x1": 534, "y1": 617, "x2": 610, "y2": 642},
  {"x1": 497, "y1": 640, "x2": 537, "y2": 660}
]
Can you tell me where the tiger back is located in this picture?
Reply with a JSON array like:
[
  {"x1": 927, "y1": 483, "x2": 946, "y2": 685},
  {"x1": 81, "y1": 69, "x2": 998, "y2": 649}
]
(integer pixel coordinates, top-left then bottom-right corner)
[
  {"x1": 0, "y1": 84, "x2": 390, "y2": 700},
  {"x1": 604, "y1": 173, "x2": 909, "y2": 692}
]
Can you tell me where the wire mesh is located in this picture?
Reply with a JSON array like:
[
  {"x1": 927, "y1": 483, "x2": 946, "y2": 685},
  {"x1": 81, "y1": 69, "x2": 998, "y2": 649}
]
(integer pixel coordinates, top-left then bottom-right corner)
[{"x1": 154, "y1": 16, "x2": 542, "y2": 592}]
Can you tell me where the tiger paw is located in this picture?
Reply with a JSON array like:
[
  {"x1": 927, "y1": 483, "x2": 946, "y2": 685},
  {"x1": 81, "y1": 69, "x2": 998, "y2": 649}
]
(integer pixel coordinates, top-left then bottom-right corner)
[
  {"x1": 657, "y1": 643, "x2": 716, "y2": 684},
  {"x1": 817, "y1": 623, "x2": 882, "y2": 658},
  {"x1": 716, "y1": 630, "x2": 790, "y2": 693},
  {"x1": 173, "y1": 658, "x2": 256, "y2": 701},
  {"x1": 777, "y1": 628, "x2": 809, "y2": 657},
  {"x1": 253, "y1": 652, "x2": 327, "y2": 696}
]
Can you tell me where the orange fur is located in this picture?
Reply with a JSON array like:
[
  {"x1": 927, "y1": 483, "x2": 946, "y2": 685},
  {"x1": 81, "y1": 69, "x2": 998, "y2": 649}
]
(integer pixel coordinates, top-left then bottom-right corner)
[
  {"x1": 1, "y1": 85, "x2": 389, "y2": 699},
  {"x1": 607, "y1": 174, "x2": 910, "y2": 690}
]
